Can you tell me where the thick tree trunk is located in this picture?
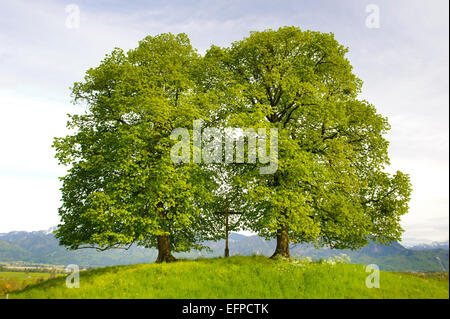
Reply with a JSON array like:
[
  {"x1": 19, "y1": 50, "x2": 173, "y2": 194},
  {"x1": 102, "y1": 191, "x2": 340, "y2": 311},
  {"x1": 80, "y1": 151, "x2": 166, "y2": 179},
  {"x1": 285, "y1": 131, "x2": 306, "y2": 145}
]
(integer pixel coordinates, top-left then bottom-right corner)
[
  {"x1": 271, "y1": 223, "x2": 290, "y2": 258},
  {"x1": 156, "y1": 235, "x2": 176, "y2": 263}
]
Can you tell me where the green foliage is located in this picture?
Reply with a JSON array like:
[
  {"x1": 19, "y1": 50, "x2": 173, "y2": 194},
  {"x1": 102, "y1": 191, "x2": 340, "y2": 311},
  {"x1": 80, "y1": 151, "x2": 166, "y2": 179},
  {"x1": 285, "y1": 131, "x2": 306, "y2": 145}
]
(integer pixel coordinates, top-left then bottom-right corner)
[
  {"x1": 8, "y1": 257, "x2": 448, "y2": 299},
  {"x1": 53, "y1": 33, "x2": 219, "y2": 254},
  {"x1": 202, "y1": 26, "x2": 412, "y2": 250},
  {"x1": 53, "y1": 27, "x2": 412, "y2": 258}
]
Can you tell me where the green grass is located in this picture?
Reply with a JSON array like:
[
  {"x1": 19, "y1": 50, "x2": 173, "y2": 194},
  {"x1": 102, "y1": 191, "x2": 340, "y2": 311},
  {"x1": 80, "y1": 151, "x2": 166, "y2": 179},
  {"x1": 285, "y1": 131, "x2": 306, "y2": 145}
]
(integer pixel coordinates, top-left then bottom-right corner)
[
  {"x1": 6, "y1": 256, "x2": 449, "y2": 299},
  {"x1": 0, "y1": 271, "x2": 64, "y2": 296},
  {"x1": 0, "y1": 271, "x2": 53, "y2": 282}
]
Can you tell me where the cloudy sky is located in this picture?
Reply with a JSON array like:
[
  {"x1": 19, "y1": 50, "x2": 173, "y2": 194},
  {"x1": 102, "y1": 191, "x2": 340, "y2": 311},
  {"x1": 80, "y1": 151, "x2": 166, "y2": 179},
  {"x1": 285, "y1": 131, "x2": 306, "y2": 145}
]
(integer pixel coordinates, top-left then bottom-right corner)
[{"x1": 0, "y1": 0, "x2": 448, "y2": 244}]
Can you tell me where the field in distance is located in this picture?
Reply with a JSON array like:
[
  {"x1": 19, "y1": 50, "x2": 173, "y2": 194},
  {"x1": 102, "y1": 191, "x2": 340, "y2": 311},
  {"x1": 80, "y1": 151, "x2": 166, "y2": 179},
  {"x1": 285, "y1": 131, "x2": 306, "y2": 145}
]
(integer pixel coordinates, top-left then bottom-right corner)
[
  {"x1": 5, "y1": 256, "x2": 449, "y2": 299},
  {"x1": 0, "y1": 271, "x2": 64, "y2": 296}
]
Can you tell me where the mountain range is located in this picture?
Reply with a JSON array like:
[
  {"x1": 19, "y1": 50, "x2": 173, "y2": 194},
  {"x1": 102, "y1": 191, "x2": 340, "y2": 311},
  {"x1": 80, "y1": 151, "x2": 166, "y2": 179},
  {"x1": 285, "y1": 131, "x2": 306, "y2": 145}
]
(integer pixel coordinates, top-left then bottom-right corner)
[
  {"x1": 408, "y1": 240, "x2": 449, "y2": 250},
  {"x1": 0, "y1": 229, "x2": 448, "y2": 272}
]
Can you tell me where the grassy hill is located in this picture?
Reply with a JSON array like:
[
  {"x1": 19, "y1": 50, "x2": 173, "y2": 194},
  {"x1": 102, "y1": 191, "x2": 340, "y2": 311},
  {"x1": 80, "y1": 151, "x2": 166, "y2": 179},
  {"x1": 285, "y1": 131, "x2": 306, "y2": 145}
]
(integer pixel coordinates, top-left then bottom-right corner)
[
  {"x1": 6, "y1": 256, "x2": 449, "y2": 299},
  {"x1": 0, "y1": 271, "x2": 64, "y2": 295},
  {"x1": 1, "y1": 230, "x2": 448, "y2": 272}
]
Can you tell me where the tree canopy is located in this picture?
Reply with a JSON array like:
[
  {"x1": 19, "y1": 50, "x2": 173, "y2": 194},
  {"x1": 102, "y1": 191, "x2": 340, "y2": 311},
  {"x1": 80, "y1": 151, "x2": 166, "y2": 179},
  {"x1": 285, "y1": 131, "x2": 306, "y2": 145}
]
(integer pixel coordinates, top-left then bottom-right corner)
[
  {"x1": 208, "y1": 27, "x2": 411, "y2": 257},
  {"x1": 54, "y1": 33, "x2": 219, "y2": 262},
  {"x1": 53, "y1": 27, "x2": 411, "y2": 261}
]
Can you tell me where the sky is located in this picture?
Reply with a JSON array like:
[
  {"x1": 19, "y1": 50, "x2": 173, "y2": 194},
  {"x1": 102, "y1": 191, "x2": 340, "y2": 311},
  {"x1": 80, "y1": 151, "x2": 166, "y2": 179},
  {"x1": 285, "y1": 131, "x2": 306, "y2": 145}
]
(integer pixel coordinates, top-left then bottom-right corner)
[{"x1": 0, "y1": 0, "x2": 448, "y2": 245}]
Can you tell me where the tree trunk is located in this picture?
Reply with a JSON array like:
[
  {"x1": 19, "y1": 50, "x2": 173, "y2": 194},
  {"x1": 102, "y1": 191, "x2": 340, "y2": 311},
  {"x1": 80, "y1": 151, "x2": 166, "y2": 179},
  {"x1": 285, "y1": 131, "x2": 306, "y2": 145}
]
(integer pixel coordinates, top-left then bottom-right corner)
[
  {"x1": 271, "y1": 223, "x2": 290, "y2": 258},
  {"x1": 156, "y1": 235, "x2": 176, "y2": 263}
]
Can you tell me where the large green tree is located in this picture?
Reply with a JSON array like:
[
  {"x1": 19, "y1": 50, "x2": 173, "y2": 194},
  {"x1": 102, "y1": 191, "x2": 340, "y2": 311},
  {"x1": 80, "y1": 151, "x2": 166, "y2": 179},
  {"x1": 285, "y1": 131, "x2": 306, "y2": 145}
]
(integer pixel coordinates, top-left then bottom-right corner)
[
  {"x1": 207, "y1": 27, "x2": 412, "y2": 258},
  {"x1": 54, "y1": 27, "x2": 412, "y2": 262},
  {"x1": 53, "y1": 33, "x2": 217, "y2": 262}
]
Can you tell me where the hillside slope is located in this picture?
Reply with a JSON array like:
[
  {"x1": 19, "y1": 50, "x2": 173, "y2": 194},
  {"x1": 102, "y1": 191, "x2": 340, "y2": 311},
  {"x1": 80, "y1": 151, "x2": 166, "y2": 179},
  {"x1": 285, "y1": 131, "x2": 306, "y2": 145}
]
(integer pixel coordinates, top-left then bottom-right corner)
[
  {"x1": 8, "y1": 256, "x2": 449, "y2": 299},
  {"x1": 1, "y1": 230, "x2": 448, "y2": 272}
]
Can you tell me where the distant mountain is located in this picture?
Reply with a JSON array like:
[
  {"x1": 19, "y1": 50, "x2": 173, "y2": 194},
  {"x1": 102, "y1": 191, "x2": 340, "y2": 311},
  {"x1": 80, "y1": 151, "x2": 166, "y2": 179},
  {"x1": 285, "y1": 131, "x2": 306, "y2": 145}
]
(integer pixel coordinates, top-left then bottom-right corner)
[
  {"x1": 0, "y1": 230, "x2": 158, "y2": 267},
  {"x1": 0, "y1": 229, "x2": 448, "y2": 272},
  {"x1": 409, "y1": 240, "x2": 449, "y2": 251}
]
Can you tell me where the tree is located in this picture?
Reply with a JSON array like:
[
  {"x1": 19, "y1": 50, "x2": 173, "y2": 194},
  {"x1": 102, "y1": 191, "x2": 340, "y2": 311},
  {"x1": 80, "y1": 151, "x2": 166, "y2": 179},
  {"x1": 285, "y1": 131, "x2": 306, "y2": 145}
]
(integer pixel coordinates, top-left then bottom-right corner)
[
  {"x1": 54, "y1": 27, "x2": 412, "y2": 262},
  {"x1": 210, "y1": 26, "x2": 412, "y2": 258},
  {"x1": 53, "y1": 33, "x2": 217, "y2": 262}
]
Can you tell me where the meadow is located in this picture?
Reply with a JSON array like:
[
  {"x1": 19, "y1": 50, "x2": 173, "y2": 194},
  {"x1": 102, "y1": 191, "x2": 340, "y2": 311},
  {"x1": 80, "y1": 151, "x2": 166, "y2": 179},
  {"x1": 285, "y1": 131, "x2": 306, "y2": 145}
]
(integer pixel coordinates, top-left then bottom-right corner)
[
  {"x1": 0, "y1": 270, "x2": 64, "y2": 296},
  {"x1": 5, "y1": 256, "x2": 449, "y2": 299}
]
